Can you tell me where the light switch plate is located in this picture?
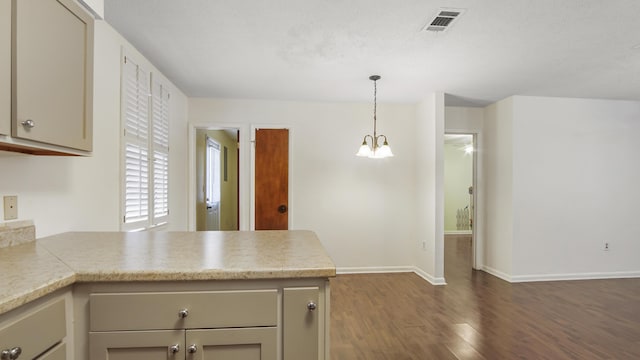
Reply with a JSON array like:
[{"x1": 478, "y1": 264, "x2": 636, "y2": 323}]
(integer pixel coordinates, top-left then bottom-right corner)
[{"x1": 3, "y1": 196, "x2": 18, "y2": 220}]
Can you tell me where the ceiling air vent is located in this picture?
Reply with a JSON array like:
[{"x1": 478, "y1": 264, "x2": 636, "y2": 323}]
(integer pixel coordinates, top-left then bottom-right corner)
[{"x1": 423, "y1": 8, "x2": 465, "y2": 32}]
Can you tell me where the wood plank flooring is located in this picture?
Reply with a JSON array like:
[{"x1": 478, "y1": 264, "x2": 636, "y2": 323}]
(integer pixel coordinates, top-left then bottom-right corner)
[{"x1": 330, "y1": 235, "x2": 640, "y2": 359}]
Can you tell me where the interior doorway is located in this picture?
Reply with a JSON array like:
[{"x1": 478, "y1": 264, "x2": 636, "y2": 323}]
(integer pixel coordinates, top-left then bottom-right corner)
[
  {"x1": 194, "y1": 127, "x2": 240, "y2": 231},
  {"x1": 444, "y1": 133, "x2": 476, "y2": 278}
]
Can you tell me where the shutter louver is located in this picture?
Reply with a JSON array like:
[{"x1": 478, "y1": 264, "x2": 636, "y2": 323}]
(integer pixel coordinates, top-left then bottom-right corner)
[
  {"x1": 151, "y1": 76, "x2": 170, "y2": 224},
  {"x1": 122, "y1": 56, "x2": 151, "y2": 229},
  {"x1": 121, "y1": 55, "x2": 171, "y2": 230}
]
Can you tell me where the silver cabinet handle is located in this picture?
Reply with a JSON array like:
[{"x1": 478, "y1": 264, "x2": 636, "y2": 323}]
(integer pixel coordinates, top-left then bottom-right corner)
[
  {"x1": 178, "y1": 308, "x2": 189, "y2": 318},
  {"x1": 169, "y1": 344, "x2": 180, "y2": 354},
  {"x1": 21, "y1": 120, "x2": 35, "y2": 128},
  {"x1": 1, "y1": 347, "x2": 22, "y2": 360},
  {"x1": 307, "y1": 301, "x2": 317, "y2": 311},
  {"x1": 187, "y1": 344, "x2": 198, "y2": 353}
]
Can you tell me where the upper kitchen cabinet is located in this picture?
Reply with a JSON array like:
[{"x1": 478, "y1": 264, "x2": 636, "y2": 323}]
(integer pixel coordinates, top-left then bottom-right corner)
[
  {"x1": 0, "y1": 0, "x2": 10, "y2": 136},
  {"x1": 2, "y1": 0, "x2": 94, "y2": 155}
]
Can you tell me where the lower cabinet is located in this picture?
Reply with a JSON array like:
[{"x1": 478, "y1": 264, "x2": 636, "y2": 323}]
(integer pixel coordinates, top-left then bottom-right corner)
[
  {"x1": 90, "y1": 328, "x2": 276, "y2": 360},
  {"x1": 86, "y1": 284, "x2": 327, "y2": 360},
  {"x1": 0, "y1": 292, "x2": 69, "y2": 360}
]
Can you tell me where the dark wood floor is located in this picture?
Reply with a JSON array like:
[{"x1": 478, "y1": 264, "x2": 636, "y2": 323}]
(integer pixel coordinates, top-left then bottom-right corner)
[{"x1": 330, "y1": 235, "x2": 640, "y2": 359}]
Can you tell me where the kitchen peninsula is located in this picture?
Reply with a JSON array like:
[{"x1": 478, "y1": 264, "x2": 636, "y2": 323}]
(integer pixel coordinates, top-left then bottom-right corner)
[{"x1": 0, "y1": 229, "x2": 335, "y2": 360}]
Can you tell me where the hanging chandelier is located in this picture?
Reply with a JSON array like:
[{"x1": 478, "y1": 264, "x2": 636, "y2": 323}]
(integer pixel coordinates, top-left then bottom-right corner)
[{"x1": 356, "y1": 75, "x2": 393, "y2": 159}]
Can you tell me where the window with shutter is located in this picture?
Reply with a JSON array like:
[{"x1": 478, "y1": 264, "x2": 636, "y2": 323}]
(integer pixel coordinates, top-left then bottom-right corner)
[{"x1": 121, "y1": 53, "x2": 170, "y2": 231}]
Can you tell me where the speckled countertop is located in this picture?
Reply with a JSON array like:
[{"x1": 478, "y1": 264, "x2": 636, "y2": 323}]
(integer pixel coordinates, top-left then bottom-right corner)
[{"x1": 0, "y1": 230, "x2": 335, "y2": 315}]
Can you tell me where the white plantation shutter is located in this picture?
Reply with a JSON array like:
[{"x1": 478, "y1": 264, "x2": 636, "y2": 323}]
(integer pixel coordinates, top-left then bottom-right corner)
[
  {"x1": 151, "y1": 74, "x2": 169, "y2": 225},
  {"x1": 121, "y1": 54, "x2": 170, "y2": 230}
]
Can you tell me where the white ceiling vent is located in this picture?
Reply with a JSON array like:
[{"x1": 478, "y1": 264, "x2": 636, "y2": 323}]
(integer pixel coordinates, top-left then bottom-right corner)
[{"x1": 423, "y1": 8, "x2": 465, "y2": 32}]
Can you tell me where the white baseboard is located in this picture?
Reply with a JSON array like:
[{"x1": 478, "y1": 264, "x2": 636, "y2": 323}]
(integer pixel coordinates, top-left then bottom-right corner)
[
  {"x1": 444, "y1": 230, "x2": 472, "y2": 235},
  {"x1": 336, "y1": 266, "x2": 446, "y2": 286},
  {"x1": 510, "y1": 270, "x2": 640, "y2": 283},
  {"x1": 413, "y1": 267, "x2": 447, "y2": 285},
  {"x1": 481, "y1": 265, "x2": 512, "y2": 282},
  {"x1": 337, "y1": 266, "x2": 415, "y2": 275}
]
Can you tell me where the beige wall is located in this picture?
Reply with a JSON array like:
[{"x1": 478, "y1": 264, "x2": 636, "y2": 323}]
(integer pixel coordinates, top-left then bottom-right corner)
[
  {"x1": 444, "y1": 142, "x2": 472, "y2": 232},
  {"x1": 195, "y1": 129, "x2": 239, "y2": 231}
]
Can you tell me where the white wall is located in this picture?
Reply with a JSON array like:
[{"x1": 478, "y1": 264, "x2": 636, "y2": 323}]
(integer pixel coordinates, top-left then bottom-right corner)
[
  {"x1": 0, "y1": 21, "x2": 189, "y2": 237},
  {"x1": 482, "y1": 98, "x2": 514, "y2": 279},
  {"x1": 188, "y1": 98, "x2": 418, "y2": 271},
  {"x1": 414, "y1": 93, "x2": 445, "y2": 284},
  {"x1": 511, "y1": 96, "x2": 640, "y2": 280}
]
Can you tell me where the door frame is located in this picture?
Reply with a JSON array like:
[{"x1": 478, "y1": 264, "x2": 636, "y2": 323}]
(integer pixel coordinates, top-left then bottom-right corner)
[
  {"x1": 188, "y1": 122, "x2": 249, "y2": 231},
  {"x1": 250, "y1": 125, "x2": 293, "y2": 230},
  {"x1": 444, "y1": 130, "x2": 483, "y2": 270}
]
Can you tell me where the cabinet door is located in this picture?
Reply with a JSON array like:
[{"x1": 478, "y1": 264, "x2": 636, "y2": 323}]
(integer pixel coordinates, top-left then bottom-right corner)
[
  {"x1": 37, "y1": 343, "x2": 66, "y2": 360},
  {"x1": 89, "y1": 330, "x2": 184, "y2": 360},
  {"x1": 12, "y1": 0, "x2": 93, "y2": 151},
  {"x1": 0, "y1": 0, "x2": 9, "y2": 135},
  {"x1": 0, "y1": 298, "x2": 66, "y2": 360},
  {"x1": 283, "y1": 287, "x2": 320, "y2": 360},
  {"x1": 186, "y1": 328, "x2": 276, "y2": 360}
]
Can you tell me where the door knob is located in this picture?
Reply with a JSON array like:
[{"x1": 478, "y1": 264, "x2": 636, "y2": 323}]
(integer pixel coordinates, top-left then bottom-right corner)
[
  {"x1": 21, "y1": 119, "x2": 35, "y2": 129},
  {"x1": 1, "y1": 347, "x2": 22, "y2": 360},
  {"x1": 307, "y1": 301, "x2": 317, "y2": 311},
  {"x1": 169, "y1": 344, "x2": 180, "y2": 354},
  {"x1": 178, "y1": 308, "x2": 189, "y2": 318},
  {"x1": 188, "y1": 344, "x2": 198, "y2": 353},
  {"x1": 278, "y1": 205, "x2": 287, "y2": 213}
]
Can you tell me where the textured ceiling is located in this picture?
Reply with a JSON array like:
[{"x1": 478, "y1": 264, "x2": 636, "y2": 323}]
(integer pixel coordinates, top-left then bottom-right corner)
[{"x1": 104, "y1": 0, "x2": 640, "y2": 106}]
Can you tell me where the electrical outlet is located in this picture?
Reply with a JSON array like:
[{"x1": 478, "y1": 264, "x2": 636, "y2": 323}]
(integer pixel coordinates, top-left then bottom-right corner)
[
  {"x1": 3, "y1": 196, "x2": 18, "y2": 220},
  {"x1": 604, "y1": 242, "x2": 610, "y2": 251},
  {"x1": 422, "y1": 241, "x2": 427, "y2": 251}
]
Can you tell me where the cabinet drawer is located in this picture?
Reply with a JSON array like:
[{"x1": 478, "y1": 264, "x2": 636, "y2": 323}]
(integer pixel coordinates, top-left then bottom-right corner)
[
  {"x1": 90, "y1": 290, "x2": 278, "y2": 331},
  {"x1": 38, "y1": 342, "x2": 66, "y2": 360},
  {"x1": 0, "y1": 298, "x2": 66, "y2": 359}
]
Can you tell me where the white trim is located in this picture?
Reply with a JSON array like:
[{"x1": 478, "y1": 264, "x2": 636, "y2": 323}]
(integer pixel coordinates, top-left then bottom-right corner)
[
  {"x1": 510, "y1": 271, "x2": 640, "y2": 283},
  {"x1": 337, "y1": 266, "x2": 415, "y2": 274},
  {"x1": 445, "y1": 230, "x2": 472, "y2": 235},
  {"x1": 413, "y1": 267, "x2": 447, "y2": 285},
  {"x1": 336, "y1": 266, "x2": 447, "y2": 286},
  {"x1": 481, "y1": 265, "x2": 513, "y2": 282}
]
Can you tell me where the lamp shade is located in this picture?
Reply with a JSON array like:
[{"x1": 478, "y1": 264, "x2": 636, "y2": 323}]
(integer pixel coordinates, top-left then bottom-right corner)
[{"x1": 356, "y1": 143, "x2": 372, "y2": 157}]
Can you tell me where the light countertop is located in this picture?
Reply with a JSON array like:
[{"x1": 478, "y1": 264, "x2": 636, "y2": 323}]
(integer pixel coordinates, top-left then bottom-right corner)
[{"x1": 0, "y1": 230, "x2": 335, "y2": 315}]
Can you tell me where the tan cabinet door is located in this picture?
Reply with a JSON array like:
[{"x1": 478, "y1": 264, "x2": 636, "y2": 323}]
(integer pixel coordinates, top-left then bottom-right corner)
[
  {"x1": 12, "y1": 0, "x2": 93, "y2": 151},
  {"x1": 0, "y1": 0, "x2": 8, "y2": 135},
  {"x1": 89, "y1": 330, "x2": 184, "y2": 360},
  {"x1": 283, "y1": 287, "x2": 320, "y2": 360},
  {"x1": 186, "y1": 327, "x2": 277, "y2": 360},
  {"x1": 38, "y1": 343, "x2": 66, "y2": 360},
  {"x1": 0, "y1": 298, "x2": 66, "y2": 360}
]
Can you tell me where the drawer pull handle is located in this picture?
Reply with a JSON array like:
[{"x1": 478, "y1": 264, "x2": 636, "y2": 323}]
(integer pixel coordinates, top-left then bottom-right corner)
[
  {"x1": 178, "y1": 308, "x2": 189, "y2": 318},
  {"x1": 188, "y1": 344, "x2": 198, "y2": 353},
  {"x1": 21, "y1": 120, "x2": 35, "y2": 129},
  {"x1": 1, "y1": 347, "x2": 22, "y2": 360},
  {"x1": 307, "y1": 301, "x2": 317, "y2": 311},
  {"x1": 169, "y1": 344, "x2": 180, "y2": 354}
]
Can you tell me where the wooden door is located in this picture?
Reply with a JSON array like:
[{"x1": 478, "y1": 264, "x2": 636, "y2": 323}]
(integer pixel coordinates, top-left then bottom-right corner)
[
  {"x1": 0, "y1": 0, "x2": 9, "y2": 135},
  {"x1": 186, "y1": 327, "x2": 277, "y2": 360},
  {"x1": 89, "y1": 330, "x2": 184, "y2": 360},
  {"x1": 255, "y1": 128, "x2": 289, "y2": 230},
  {"x1": 13, "y1": 0, "x2": 93, "y2": 151},
  {"x1": 283, "y1": 287, "x2": 320, "y2": 360}
]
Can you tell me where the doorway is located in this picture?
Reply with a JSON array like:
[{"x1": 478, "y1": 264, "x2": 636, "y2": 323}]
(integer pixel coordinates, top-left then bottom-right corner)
[
  {"x1": 195, "y1": 128, "x2": 239, "y2": 231},
  {"x1": 444, "y1": 133, "x2": 476, "y2": 279}
]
